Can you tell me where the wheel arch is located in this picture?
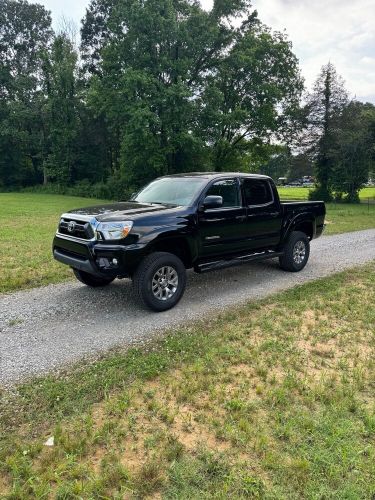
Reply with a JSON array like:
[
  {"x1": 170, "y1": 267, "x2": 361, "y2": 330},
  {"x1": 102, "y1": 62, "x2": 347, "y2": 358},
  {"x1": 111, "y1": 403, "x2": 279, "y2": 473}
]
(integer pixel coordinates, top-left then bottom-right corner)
[
  {"x1": 147, "y1": 236, "x2": 194, "y2": 269},
  {"x1": 283, "y1": 216, "x2": 315, "y2": 243}
]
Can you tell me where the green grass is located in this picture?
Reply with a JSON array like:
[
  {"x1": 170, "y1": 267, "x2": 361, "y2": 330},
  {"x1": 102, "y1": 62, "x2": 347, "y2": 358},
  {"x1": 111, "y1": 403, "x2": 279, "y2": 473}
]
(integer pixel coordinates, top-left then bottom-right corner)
[
  {"x1": 0, "y1": 193, "x2": 108, "y2": 293},
  {"x1": 0, "y1": 192, "x2": 374, "y2": 294},
  {"x1": 323, "y1": 203, "x2": 375, "y2": 235},
  {"x1": 360, "y1": 187, "x2": 375, "y2": 199},
  {"x1": 277, "y1": 186, "x2": 312, "y2": 200},
  {"x1": 0, "y1": 263, "x2": 374, "y2": 498},
  {"x1": 277, "y1": 186, "x2": 375, "y2": 201}
]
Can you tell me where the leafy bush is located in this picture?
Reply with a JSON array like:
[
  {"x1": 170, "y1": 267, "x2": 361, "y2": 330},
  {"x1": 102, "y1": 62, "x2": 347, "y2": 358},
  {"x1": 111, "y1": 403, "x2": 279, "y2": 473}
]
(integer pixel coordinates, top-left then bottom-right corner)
[{"x1": 19, "y1": 175, "x2": 134, "y2": 201}]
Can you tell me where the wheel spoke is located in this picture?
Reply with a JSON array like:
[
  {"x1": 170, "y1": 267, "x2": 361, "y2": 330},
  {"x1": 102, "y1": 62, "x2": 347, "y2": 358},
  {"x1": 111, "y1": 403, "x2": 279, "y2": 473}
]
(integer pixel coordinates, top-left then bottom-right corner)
[
  {"x1": 293, "y1": 240, "x2": 306, "y2": 264},
  {"x1": 151, "y1": 264, "x2": 179, "y2": 301}
]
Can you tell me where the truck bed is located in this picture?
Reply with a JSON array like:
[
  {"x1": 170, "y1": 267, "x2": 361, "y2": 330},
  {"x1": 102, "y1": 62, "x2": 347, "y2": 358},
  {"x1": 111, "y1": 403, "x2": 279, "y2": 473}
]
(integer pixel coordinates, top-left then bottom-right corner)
[{"x1": 280, "y1": 200, "x2": 326, "y2": 238}]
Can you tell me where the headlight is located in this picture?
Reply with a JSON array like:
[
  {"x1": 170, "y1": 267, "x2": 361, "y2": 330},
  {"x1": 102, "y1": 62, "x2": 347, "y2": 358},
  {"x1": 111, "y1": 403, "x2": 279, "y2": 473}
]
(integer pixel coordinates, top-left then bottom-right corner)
[{"x1": 97, "y1": 221, "x2": 133, "y2": 240}]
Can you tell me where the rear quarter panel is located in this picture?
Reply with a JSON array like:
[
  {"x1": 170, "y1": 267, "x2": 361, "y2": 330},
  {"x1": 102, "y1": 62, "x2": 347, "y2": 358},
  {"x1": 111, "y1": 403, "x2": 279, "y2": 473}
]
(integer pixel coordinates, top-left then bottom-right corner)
[{"x1": 281, "y1": 201, "x2": 326, "y2": 242}]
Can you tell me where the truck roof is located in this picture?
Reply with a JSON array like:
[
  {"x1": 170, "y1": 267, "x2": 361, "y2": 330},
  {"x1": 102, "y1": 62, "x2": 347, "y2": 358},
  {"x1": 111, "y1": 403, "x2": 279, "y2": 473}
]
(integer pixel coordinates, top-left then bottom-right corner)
[{"x1": 161, "y1": 172, "x2": 272, "y2": 180}]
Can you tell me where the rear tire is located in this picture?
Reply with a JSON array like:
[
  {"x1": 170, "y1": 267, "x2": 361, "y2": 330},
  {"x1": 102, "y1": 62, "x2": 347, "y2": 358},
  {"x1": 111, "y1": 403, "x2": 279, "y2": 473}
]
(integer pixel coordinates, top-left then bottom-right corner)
[
  {"x1": 133, "y1": 252, "x2": 186, "y2": 312},
  {"x1": 279, "y1": 231, "x2": 310, "y2": 272},
  {"x1": 73, "y1": 269, "x2": 114, "y2": 287}
]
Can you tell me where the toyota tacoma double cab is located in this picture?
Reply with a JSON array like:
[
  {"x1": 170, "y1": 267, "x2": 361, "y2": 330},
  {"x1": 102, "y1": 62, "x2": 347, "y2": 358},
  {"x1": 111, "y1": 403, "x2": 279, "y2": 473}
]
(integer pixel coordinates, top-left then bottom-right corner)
[{"x1": 53, "y1": 173, "x2": 325, "y2": 311}]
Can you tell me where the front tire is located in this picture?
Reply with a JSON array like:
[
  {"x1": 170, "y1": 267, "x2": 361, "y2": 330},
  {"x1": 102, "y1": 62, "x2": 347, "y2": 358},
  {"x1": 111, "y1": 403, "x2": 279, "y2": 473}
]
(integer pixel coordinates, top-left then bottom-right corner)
[
  {"x1": 279, "y1": 231, "x2": 310, "y2": 272},
  {"x1": 73, "y1": 269, "x2": 115, "y2": 287},
  {"x1": 133, "y1": 252, "x2": 187, "y2": 312}
]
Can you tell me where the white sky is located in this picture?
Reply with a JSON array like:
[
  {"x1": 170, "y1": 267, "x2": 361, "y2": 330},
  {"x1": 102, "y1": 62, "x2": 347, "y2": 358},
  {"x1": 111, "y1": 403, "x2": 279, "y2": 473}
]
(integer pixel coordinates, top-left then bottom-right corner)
[{"x1": 32, "y1": 0, "x2": 375, "y2": 103}]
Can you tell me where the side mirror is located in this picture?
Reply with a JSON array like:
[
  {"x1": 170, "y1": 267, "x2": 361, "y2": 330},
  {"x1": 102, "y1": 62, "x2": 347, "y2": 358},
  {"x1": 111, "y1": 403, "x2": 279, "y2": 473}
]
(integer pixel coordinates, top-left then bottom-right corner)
[{"x1": 203, "y1": 195, "x2": 223, "y2": 209}]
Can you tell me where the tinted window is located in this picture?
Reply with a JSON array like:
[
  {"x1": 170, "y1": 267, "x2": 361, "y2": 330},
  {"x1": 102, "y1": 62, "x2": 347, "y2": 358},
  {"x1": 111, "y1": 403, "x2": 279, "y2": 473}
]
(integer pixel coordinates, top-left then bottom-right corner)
[
  {"x1": 243, "y1": 179, "x2": 273, "y2": 206},
  {"x1": 206, "y1": 179, "x2": 240, "y2": 207}
]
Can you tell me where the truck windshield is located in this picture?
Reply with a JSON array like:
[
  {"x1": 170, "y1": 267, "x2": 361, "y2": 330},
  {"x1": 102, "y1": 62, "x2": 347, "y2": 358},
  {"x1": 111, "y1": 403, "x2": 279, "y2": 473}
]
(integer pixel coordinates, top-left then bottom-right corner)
[{"x1": 133, "y1": 177, "x2": 206, "y2": 206}]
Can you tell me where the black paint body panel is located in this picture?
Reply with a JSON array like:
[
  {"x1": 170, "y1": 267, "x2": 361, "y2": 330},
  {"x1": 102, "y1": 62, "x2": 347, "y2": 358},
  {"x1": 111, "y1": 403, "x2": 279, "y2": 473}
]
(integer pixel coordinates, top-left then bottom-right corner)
[{"x1": 53, "y1": 173, "x2": 326, "y2": 278}]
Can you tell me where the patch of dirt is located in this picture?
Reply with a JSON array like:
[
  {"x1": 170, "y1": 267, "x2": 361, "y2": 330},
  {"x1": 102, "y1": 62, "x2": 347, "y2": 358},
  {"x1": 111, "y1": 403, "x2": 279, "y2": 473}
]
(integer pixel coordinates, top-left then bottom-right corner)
[
  {"x1": 300, "y1": 309, "x2": 331, "y2": 335},
  {"x1": 119, "y1": 441, "x2": 148, "y2": 473},
  {"x1": 297, "y1": 330, "x2": 372, "y2": 364},
  {"x1": 91, "y1": 403, "x2": 106, "y2": 431},
  {"x1": 353, "y1": 343, "x2": 373, "y2": 358},
  {"x1": 297, "y1": 337, "x2": 337, "y2": 360},
  {"x1": 91, "y1": 445, "x2": 110, "y2": 474},
  {"x1": 227, "y1": 363, "x2": 254, "y2": 377},
  {"x1": 172, "y1": 404, "x2": 230, "y2": 452},
  {"x1": 310, "y1": 345, "x2": 335, "y2": 359},
  {"x1": 0, "y1": 475, "x2": 10, "y2": 495}
]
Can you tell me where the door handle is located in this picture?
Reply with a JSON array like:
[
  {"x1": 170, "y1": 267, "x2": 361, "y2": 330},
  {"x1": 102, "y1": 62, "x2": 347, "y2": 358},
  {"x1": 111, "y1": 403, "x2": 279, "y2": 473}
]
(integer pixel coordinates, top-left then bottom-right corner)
[
  {"x1": 200, "y1": 217, "x2": 225, "y2": 222},
  {"x1": 235, "y1": 215, "x2": 246, "y2": 221}
]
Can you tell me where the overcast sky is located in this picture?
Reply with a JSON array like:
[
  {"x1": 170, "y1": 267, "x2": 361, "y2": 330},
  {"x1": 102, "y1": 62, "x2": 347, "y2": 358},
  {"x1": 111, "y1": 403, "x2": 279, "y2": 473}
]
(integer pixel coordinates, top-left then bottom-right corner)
[{"x1": 33, "y1": 0, "x2": 375, "y2": 103}]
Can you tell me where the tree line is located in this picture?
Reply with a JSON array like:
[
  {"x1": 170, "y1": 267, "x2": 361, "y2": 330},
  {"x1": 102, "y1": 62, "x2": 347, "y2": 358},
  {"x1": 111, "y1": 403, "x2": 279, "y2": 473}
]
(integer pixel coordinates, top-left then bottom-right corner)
[{"x1": 1, "y1": 0, "x2": 374, "y2": 202}]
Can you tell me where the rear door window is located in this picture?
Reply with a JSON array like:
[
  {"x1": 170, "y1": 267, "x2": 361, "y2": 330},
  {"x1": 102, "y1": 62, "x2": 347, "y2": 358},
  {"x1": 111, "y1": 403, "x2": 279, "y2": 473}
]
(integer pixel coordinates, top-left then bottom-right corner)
[{"x1": 243, "y1": 179, "x2": 273, "y2": 206}]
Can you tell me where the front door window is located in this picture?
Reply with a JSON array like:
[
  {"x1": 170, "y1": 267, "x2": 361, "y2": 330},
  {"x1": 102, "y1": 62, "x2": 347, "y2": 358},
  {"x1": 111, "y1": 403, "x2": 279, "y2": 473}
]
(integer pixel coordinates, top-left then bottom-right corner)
[{"x1": 206, "y1": 179, "x2": 240, "y2": 208}]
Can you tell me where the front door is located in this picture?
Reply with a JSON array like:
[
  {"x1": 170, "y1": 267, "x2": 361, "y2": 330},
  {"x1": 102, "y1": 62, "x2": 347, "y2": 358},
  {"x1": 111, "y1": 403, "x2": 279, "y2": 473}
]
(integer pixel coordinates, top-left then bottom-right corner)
[{"x1": 198, "y1": 178, "x2": 248, "y2": 258}]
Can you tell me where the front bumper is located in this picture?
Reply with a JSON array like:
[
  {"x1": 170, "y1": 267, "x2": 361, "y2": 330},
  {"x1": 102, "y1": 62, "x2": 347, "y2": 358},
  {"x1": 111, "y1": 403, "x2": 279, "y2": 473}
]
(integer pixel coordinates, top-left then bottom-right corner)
[
  {"x1": 54, "y1": 247, "x2": 101, "y2": 274},
  {"x1": 53, "y1": 234, "x2": 147, "y2": 278}
]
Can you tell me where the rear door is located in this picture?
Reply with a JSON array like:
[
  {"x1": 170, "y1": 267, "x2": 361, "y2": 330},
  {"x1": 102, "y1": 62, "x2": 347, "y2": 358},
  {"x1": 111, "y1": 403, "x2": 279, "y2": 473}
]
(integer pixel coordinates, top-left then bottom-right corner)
[
  {"x1": 198, "y1": 177, "x2": 248, "y2": 258},
  {"x1": 242, "y1": 178, "x2": 282, "y2": 250}
]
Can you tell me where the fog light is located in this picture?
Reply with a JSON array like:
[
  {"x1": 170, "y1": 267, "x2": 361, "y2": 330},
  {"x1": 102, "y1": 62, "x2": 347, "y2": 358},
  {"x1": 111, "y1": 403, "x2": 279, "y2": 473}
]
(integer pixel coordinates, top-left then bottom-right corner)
[{"x1": 112, "y1": 258, "x2": 118, "y2": 266}]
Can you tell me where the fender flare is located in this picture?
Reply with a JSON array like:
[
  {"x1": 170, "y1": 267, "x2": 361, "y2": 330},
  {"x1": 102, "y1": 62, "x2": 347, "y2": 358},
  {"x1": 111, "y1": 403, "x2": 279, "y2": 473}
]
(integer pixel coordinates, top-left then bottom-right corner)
[
  {"x1": 281, "y1": 213, "x2": 316, "y2": 245},
  {"x1": 144, "y1": 231, "x2": 199, "y2": 267}
]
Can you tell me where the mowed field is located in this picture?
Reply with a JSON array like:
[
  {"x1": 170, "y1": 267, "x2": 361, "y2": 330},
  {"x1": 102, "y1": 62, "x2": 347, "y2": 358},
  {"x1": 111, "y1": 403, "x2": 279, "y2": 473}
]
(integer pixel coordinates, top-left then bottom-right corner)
[
  {"x1": 278, "y1": 186, "x2": 375, "y2": 201},
  {"x1": 0, "y1": 190, "x2": 374, "y2": 293},
  {"x1": 0, "y1": 193, "x2": 108, "y2": 294},
  {"x1": 1, "y1": 264, "x2": 374, "y2": 497}
]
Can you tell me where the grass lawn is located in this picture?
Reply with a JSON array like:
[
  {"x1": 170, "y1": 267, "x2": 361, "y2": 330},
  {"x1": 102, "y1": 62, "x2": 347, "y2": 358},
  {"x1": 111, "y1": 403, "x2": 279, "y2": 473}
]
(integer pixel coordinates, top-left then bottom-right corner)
[
  {"x1": 359, "y1": 187, "x2": 375, "y2": 199},
  {"x1": 0, "y1": 263, "x2": 374, "y2": 498},
  {"x1": 277, "y1": 186, "x2": 375, "y2": 201},
  {"x1": 0, "y1": 191, "x2": 374, "y2": 294},
  {"x1": 323, "y1": 203, "x2": 375, "y2": 235},
  {"x1": 0, "y1": 193, "x2": 108, "y2": 294}
]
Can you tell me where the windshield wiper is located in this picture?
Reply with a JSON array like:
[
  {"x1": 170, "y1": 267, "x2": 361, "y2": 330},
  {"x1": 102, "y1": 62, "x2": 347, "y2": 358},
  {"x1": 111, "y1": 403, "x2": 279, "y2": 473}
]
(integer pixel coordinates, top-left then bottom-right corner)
[{"x1": 149, "y1": 201, "x2": 178, "y2": 207}]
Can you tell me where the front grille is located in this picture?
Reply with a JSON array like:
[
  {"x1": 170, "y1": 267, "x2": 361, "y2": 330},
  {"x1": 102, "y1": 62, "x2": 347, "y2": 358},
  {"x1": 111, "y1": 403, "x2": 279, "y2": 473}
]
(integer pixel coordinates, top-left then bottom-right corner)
[{"x1": 58, "y1": 218, "x2": 94, "y2": 240}]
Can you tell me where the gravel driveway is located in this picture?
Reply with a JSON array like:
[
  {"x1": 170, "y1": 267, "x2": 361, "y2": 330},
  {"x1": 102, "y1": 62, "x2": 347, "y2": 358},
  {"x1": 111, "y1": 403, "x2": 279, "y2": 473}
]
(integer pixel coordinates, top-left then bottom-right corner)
[{"x1": 1, "y1": 229, "x2": 374, "y2": 386}]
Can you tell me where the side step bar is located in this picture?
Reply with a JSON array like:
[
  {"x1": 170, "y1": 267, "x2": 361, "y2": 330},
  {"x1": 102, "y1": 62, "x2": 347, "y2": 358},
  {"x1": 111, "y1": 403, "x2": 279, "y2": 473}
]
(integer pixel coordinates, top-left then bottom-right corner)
[{"x1": 195, "y1": 250, "x2": 284, "y2": 273}]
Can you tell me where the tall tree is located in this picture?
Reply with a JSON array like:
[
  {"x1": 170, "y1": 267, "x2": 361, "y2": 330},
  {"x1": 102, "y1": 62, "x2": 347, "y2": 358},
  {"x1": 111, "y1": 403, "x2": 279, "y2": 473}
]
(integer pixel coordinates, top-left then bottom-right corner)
[
  {"x1": 288, "y1": 153, "x2": 313, "y2": 180},
  {"x1": 259, "y1": 147, "x2": 291, "y2": 180},
  {"x1": 304, "y1": 63, "x2": 348, "y2": 201},
  {"x1": 0, "y1": 0, "x2": 52, "y2": 99},
  {"x1": 42, "y1": 33, "x2": 79, "y2": 184},
  {"x1": 369, "y1": 109, "x2": 375, "y2": 182},
  {"x1": 0, "y1": 0, "x2": 53, "y2": 186},
  {"x1": 260, "y1": 149, "x2": 314, "y2": 183},
  {"x1": 80, "y1": 0, "x2": 116, "y2": 75},
  {"x1": 331, "y1": 101, "x2": 375, "y2": 202},
  {"x1": 83, "y1": 0, "x2": 303, "y2": 187},
  {"x1": 199, "y1": 19, "x2": 303, "y2": 170}
]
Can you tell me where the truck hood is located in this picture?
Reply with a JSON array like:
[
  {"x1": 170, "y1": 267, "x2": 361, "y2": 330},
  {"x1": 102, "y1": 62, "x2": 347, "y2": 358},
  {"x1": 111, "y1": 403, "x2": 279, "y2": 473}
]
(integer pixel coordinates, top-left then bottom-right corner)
[{"x1": 66, "y1": 201, "x2": 177, "y2": 221}]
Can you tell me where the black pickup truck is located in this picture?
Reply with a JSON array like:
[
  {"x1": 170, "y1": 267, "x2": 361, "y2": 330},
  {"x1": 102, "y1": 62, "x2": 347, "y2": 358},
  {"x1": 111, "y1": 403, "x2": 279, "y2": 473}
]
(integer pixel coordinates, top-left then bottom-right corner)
[{"x1": 53, "y1": 173, "x2": 325, "y2": 311}]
